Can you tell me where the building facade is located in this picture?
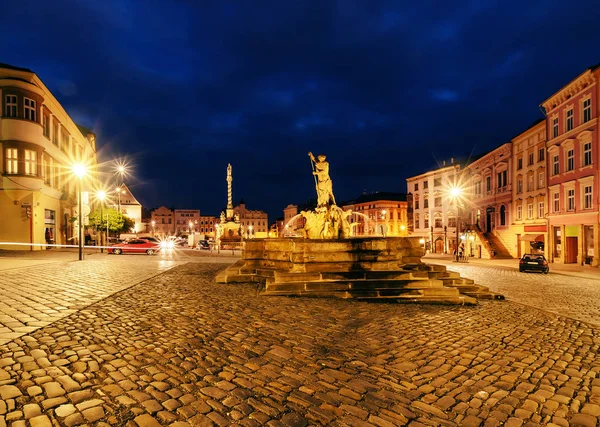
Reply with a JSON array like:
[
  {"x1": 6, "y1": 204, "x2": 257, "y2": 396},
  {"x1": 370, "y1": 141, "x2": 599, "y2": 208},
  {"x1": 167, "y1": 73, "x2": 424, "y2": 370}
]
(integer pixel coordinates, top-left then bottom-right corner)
[
  {"x1": 342, "y1": 192, "x2": 409, "y2": 238},
  {"x1": 0, "y1": 63, "x2": 98, "y2": 249},
  {"x1": 198, "y1": 215, "x2": 217, "y2": 239},
  {"x1": 406, "y1": 161, "x2": 462, "y2": 253},
  {"x1": 115, "y1": 184, "x2": 142, "y2": 233},
  {"x1": 150, "y1": 206, "x2": 174, "y2": 236},
  {"x1": 541, "y1": 64, "x2": 600, "y2": 266},
  {"x1": 511, "y1": 120, "x2": 548, "y2": 258},
  {"x1": 174, "y1": 209, "x2": 200, "y2": 235},
  {"x1": 233, "y1": 202, "x2": 268, "y2": 238}
]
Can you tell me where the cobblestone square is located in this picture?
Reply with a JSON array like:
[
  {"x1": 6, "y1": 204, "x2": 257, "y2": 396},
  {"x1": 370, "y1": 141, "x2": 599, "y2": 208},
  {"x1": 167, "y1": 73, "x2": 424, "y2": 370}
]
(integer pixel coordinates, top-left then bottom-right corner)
[{"x1": 0, "y1": 255, "x2": 599, "y2": 426}]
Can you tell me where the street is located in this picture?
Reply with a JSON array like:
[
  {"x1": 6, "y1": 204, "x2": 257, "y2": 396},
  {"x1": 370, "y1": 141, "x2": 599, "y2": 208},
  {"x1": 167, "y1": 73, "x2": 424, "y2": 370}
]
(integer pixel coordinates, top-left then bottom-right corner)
[{"x1": 0, "y1": 252, "x2": 599, "y2": 426}]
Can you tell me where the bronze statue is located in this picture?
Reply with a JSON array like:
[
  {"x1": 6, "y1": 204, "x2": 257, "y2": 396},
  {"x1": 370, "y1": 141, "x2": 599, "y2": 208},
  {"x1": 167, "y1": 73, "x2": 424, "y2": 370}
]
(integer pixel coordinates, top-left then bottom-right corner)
[{"x1": 308, "y1": 152, "x2": 336, "y2": 208}]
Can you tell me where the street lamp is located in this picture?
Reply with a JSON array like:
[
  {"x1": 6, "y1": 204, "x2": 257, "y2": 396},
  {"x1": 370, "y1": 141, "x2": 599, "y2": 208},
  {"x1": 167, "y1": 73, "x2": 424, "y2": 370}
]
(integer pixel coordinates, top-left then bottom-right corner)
[
  {"x1": 151, "y1": 220, "x2": 156, "y2": 236},
  {"x1": 72, "y1": 163, "x2": 87, "y2": 261},
  {"x1": 97, "y1": 190, "x2": 106, "y2": 253}
]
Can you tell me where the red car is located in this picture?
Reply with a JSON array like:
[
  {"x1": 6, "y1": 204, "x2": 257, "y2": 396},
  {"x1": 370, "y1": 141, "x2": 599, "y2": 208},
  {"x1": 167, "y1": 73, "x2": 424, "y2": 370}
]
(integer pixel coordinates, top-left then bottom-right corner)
[{"x1": 108, "y1": 239, "x2": 161, "y2": 255}]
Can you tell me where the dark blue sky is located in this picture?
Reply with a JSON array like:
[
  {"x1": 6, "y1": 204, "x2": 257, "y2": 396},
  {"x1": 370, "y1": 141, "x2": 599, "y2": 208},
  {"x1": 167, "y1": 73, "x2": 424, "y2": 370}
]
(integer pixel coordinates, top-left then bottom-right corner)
[{"x1": 3, "y1": 1, "x2": 599, "y2": 220}]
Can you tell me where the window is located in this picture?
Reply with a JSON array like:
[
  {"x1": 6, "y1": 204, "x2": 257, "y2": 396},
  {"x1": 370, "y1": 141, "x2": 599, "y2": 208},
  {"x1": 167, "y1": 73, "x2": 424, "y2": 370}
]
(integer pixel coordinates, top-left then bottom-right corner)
[
  {"x1": 423, "y1": 181, "x2": 428, "y2": 189},
  {"x1": 43, "y1": 111, "x2": 50, "y2": 138},
  {"x1": 424, "y1": 215, "x2": 429, "y2": 229},
  {"x1": 434, "y1": 217, "x2": 443, "y2": 228},
  {"x1": 567, "y1": 189, "x2": 575, "y2": 211},
  {"x1": 24, "y1": 98, "x2": 36, "y2": 122},
  {"x1": 584, "y1": 142, "x2": 592, "y2": 166},
  {"x1": 434, "y1": 197, "x2": 441, "y2": 207},
  {"x1": 538, "y1": 202, "x2": 544, "y2": 218},
  {"x1": 423, "y1": 197, "x2": 429, "y2": 208},
  {"x1": 5, "y1": 94, "x2": 18, "y2": 117},
  {"x1": 500, "y1": 205, "x2": 506, "y2": 226},
  {"x1": 475, "y1": 181, "x2": 481, "y2": 195},
  {"x1": 6, "y1": 148, "x2": 18, "y2": 174},
  {"x1": 538, "y1": 172, "x2": 544, "y2": 189},
  {"x1": 517, "y1": 158, "x2": 523, "y2": 170},
  {"x1": 486, "y1": 176, "x2": 491, "y2": 192},
  {"x1": 566, "y1": 108, "x2": 574, "y2": 131},
  {"x1": 497, "y1": 170, "x2": 507, "y2": 188},
  {"x1": 414, "y1": 213, "x2": 420, "y2": 229},
  {"x1": 583, "y1": 98, "x2": 591, "y2": 123},
  {"x1": 528, "y1": 175, "x2": 534, "y2": 192},
  {"x1": 553, "y1": 117, "x2": 559, "y2": 138},
  {"x1": 414, "y1": 183, "x2": 418, "y2": 191},
  {"x1": 528, "y1": 153, "x2": 534, "y2": 166},
  {"x1": 52, "y1": 120, "x2": 59, "y2": 146},
  {"x1": 517, "y1": 178, "x2": 523, "y2": 193},
  {"x1": 566, "y1": 149, "x2": 574, "y2": 171},
  {"x1": 433, "y1": 178, "x2": 441, "y2": 187},
  {"x1": 584, "y1": 185, "x2": 592, "y2": 209},
  {"x1": 527, "y1": 203, "x2": 533, "y2": 219},
  {"x1": 538, "y1": 148, "x2": 545, "y2": 162},
  {"x1": 448, "y1": 217, "x2": 456, "y2": 228},
  {"x1": 553, "y1": 155, "x2": 559, "y2": 175},
  {"x1": 414, "y1": 198, "x2": 419, "y2": 210},
  {"x1": 516, "y1": 205, "x2": 522, "y2": 220},
  {"x1": 24, "y1": 150, "x2": 37, "y2": 176},
  {"x1": 553, "y1": 193, "x2": 559, "y2": 213}
]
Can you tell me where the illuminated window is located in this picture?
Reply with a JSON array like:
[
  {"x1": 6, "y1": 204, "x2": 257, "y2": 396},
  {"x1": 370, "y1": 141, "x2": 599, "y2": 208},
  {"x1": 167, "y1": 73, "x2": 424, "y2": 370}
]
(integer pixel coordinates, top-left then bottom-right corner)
[
  {"x1": 5, "y1": 95, "x2": 17, "y2": 117},
  {"x1": 584, "y1": 185, "x2": 592, "y2": 209},
  {"x1": 552, "y1": 117, "x2": 559, "y2": 138},
  {"x1": 566, "y1": 108, "x2": 574, "y2": 131},
  {"x1": 5, "y1": 148, "x2": 18, "y2": 174},
  {"x1": 424, "y1": 214, "x2": 429, "y2": 229},
  {"x1": 24, "y1": 150, "x2": 37, "y2": 176},
  {"x1": 24, "y1": 97, "x2": 36, "y2": 121},
  {"x1": 584, "y1": 142, "x2": 592, "y2": 166},
  {"x1": 583, "y1": 98, "x2": 591, "y2": 123}
]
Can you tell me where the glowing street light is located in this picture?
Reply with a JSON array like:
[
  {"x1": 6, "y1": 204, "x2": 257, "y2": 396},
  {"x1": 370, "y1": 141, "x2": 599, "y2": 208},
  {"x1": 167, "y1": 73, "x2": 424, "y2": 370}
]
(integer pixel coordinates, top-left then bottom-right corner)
[
  {"x1": 72, "y1": 163, "x2": 87, "y2": 261},
  {"x1": 151, "y1": 220, "x2": 156, "y2": 236}
]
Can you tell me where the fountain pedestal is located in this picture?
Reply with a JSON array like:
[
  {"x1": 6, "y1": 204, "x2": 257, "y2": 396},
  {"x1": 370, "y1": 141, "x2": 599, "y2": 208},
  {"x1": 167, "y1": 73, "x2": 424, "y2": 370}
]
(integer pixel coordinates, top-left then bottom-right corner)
[{"x1": 216, "y1": 237, "x2": 503, "y2": 304}]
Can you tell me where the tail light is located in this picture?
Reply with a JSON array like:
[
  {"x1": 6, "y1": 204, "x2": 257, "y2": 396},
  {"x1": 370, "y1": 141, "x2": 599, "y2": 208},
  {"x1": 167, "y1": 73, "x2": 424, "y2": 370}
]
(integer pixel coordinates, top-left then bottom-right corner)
[{"x1": 519, "y1": 259, "x2": 525, "y2": 264}]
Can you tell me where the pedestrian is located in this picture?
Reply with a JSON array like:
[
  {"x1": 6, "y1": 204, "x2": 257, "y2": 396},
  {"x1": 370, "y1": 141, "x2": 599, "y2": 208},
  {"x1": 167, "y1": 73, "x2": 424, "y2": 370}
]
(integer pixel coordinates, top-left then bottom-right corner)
[{"x1": 45, "y1": 228, "x2": 53, "y2": 250}]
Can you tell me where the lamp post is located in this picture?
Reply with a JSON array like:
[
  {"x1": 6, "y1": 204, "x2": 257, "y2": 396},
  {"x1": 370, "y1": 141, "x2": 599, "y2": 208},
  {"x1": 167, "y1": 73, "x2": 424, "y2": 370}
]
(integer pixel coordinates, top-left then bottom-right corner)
[
  {"x1": 72, "y1": 164, "x2": 87, "y2": 261},
  {"x1": 97, "y1": 190, "x2": 106, "y2": 253}
]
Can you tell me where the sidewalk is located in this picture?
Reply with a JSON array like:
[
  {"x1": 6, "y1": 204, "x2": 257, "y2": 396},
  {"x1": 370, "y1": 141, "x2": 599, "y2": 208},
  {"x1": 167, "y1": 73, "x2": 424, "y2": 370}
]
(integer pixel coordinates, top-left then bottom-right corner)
[{"x1": 423, "y1": 253, "x2": 600, "y2": 280}]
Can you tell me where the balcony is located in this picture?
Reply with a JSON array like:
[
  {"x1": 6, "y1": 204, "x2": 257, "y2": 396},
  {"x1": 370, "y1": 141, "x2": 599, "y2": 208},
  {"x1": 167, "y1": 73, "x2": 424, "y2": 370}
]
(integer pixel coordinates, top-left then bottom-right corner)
[{"x1": 1, "y1": 118, "x2": 43, "y2": 142}]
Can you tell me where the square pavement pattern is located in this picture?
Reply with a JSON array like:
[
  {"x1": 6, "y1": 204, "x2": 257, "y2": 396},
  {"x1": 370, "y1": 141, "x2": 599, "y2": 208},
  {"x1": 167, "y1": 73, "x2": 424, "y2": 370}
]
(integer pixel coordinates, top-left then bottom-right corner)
[{"x1": 0, "y1": 259, "x2": 599, "y2": 426}]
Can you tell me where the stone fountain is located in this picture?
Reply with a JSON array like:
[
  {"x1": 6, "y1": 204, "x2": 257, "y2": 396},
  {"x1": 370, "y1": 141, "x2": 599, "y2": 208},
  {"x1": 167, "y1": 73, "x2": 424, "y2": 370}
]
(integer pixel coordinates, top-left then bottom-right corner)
[{"x1": 216, "y1": 153, "x2": 503, "y2": 304}]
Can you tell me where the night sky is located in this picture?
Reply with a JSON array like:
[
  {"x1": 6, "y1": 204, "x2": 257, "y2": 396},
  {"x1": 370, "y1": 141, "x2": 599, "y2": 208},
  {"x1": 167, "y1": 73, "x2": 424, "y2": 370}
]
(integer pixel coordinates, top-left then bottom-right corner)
[{"x1": 3, "y1": 1, "x2": 599, "y2": 221}]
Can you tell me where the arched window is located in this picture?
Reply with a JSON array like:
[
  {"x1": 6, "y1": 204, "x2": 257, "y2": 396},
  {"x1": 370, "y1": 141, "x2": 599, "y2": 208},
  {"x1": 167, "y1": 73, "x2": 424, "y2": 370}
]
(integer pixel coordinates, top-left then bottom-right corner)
[{"x1": 500, "y1": 205, "x2": 506, "y2": 226}]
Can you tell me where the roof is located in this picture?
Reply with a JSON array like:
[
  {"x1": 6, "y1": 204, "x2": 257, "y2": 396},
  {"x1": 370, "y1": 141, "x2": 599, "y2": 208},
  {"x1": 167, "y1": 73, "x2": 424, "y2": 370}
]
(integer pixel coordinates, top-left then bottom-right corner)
[
  {"x1": 0, "y1": 62, "x2": 33, "y2": 73},
  {"x1": 77, "y1": 124, "x2": 94, "y2": 136},
  {"x1": 347, "y1": 192, "x2": 408, "y2": 204},
  {"x1": 541, "y1": 61, "x2": 600, "y2": 107}
]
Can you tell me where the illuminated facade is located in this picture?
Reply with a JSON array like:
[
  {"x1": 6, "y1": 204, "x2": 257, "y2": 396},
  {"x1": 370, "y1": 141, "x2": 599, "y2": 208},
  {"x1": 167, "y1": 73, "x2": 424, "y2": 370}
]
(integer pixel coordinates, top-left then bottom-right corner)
[
  {"x1": 511, "y1": 120, "x2": 547, "y2": 258},
  {"x1": 233, "y1": 201, "x2": 268, "y2": 238},
  {"x1": 198, "y1": 215, "x2": 217, "y2": 239},
  {"x1": 114, "y1": 184, "x2": 142, "y2": 233},
  {"x1": 406, "y1": 161, "x2": 462, "y2": 253},
  {"x1": 541, "y1": 63, "x2": 600, "y2": 266},
  {"x1": 0, "y1": 63, "x2": 97, "y2": 249},
  {"x1": 174, "y1": 209, "x2": 200, "y2": 235},
  {"x1": 342, "y1": 192, "x2": 409, "y2": 238},
  {"x1": 150, "y1": 206, "x2": 174, "y2": 236}
]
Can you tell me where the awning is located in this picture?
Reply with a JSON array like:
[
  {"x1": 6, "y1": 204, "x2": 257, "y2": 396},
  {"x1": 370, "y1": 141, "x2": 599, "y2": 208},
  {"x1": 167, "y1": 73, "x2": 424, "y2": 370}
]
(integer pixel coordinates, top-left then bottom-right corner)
[{"x1": 520, "y1": 234, "x2": 544, "y2": 242}]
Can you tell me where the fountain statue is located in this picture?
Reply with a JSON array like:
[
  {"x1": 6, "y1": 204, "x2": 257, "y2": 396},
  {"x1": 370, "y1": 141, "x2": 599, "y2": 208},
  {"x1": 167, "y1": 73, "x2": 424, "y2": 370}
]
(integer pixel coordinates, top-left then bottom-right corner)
[{"x1": 216, "y1": 153, "x2": 504, "y2": 304}]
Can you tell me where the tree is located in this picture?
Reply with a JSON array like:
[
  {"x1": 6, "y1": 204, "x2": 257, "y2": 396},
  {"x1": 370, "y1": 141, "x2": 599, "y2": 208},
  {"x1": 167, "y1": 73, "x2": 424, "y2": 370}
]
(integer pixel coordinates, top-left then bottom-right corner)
[{"x1": 88, "y1": 208, "x2": 124, "y2": 234}]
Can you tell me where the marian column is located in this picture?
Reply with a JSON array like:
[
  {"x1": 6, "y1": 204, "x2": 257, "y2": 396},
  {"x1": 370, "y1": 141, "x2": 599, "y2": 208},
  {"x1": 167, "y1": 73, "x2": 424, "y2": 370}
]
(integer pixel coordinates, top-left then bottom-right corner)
[{"x1": 226, "y1": 163, "x2": 234, "y2": 220}]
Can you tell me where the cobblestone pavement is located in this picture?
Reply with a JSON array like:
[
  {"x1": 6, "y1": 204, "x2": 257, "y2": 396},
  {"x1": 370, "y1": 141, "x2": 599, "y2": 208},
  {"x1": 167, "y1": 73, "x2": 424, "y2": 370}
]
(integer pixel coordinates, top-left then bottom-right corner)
[
  {"x1": 425, "y1": 259, "x2": 600, "y2": 328},
  {"x1": 0, "y1": 251, "x2": 236, "y2": 346},
  {"x1": 1, "y1": 263, "x2": 600, "y2": 426}
]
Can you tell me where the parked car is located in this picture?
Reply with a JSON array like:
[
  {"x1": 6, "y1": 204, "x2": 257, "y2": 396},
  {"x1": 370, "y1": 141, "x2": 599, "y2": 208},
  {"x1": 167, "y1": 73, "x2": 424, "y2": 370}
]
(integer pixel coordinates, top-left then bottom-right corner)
[
  {"x1": 519, "y1": 254, "x2": 549, "y2": 274},
  {"x1": 196, "y1": 240, "x2": 210, "y2": 250},
  {"x1": 108, "y1": 239, "x2": 161, "y2": 255}
]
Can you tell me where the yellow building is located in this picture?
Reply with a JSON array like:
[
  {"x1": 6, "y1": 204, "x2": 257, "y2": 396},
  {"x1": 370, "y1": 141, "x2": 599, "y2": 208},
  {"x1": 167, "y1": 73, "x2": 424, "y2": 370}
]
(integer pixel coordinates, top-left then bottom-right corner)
[
  {"x1": 0, "y1": 63, "x2": 97, "y2": 250},
  {"x1": 342, "y1": 192, "x2": 410, "y2": 238},
  {"x1": 233, "y1": 201, "x2": 269, "y2": 238}
]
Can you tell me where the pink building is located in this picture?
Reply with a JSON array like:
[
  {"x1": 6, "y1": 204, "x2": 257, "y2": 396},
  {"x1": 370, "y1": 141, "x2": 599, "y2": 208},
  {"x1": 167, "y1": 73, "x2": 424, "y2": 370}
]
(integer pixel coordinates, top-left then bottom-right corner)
[{"x1": 541, "y1": 63, "x2": 600, "y2": 266}]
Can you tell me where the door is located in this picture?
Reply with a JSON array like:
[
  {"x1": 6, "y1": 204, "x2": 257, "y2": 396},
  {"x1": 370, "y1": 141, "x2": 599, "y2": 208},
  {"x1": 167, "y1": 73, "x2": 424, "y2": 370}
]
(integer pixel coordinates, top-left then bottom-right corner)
[
  {"x1": 485, "y1": 211, "x2": 492, "y2": 233},
  {"x1": 435, "y1": 238, "x2": 444, "y2": 254},
  {"x1": 565, "y1": 237, "x2": 578, "y2": 263}
]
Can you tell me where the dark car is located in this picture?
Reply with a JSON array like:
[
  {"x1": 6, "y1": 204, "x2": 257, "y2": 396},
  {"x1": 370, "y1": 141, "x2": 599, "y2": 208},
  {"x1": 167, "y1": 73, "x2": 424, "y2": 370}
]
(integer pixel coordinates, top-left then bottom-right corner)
[
  {"x1": 196, "y1": 240, "x2": 210, "y2": 250},
  {"x1": 108, "y1": 239, "x2": 161, "y2": 255},
  {"x1": 519, "y1": 254, "x2": 549, "y2": 274}
]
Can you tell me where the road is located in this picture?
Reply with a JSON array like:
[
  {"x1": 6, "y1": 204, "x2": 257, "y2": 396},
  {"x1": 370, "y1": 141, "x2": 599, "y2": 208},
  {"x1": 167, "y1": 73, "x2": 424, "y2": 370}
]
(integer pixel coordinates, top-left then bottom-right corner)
[{"x1": 0, "y1": 252, "x2": 598, "y2": 426}]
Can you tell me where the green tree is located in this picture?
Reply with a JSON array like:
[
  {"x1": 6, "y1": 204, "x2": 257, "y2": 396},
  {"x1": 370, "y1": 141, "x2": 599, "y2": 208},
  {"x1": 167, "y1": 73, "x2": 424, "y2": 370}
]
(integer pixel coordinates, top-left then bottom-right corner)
[
  {"x1": 121, "y1": 216, "x2": 135, "y2": 233},
  {"x1": 88, "y1": 208, "x2": 124, "y2": 233}
]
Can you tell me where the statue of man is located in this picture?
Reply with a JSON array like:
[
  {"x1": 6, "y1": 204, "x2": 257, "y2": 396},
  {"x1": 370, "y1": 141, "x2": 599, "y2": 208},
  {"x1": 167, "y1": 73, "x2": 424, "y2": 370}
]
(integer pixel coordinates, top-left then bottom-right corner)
[{"x1": 308, "y1": 152, "x2": 336, "y2": 208}]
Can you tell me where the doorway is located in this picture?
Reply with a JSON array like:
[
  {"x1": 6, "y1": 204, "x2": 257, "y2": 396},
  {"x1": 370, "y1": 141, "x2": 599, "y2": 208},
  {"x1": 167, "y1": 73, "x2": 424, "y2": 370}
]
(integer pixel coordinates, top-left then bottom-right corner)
[{"x1": 565, "y1": 237, "x2": 578, "y2": 263}]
